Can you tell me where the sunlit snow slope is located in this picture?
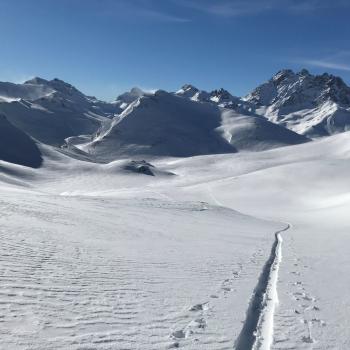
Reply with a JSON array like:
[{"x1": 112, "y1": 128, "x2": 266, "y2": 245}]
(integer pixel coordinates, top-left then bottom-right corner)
[
  {"x1": 84, "y1": 90, "x2": 307, "y2": 161},
  {"x1": 1, "y1": 130, "x2": 350, "y2": 349}
]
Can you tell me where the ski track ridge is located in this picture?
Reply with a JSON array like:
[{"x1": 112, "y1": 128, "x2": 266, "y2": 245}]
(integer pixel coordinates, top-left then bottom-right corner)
[{"x1": 234, "y1": 224, "x2": 290, "y2": 350}]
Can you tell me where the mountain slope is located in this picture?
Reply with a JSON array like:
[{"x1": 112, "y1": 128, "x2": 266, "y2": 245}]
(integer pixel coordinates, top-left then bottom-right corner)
[
  {"x1": 113, "y1": 87, "x2": 146, "y2": 108},
  {"x1": 245, "y1": 69, "x2": 350, "y2": 137},
  {"x1": 84, "y1": 91, "x2": 235, "y2": 160},
  {"x1": 0, "y1": 114, "x2": 42, "y2": 168},
  {"x1": 0, "y1": 80, "x2": 54, "y2": 102},
  {"x1": 0, "y1": 78, "x2": 117, "y2": 146},
  {"x1": 218, "y1": 109, "x2": 309, "y2": 151},
  {"x1": 83, "y1": 90, "x2": 308, "y2": 161}
]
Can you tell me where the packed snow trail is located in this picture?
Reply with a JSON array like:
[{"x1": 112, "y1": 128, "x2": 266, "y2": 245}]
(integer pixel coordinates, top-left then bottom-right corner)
[
  {"x1": 203, "y1": 184, "x2": 290, "y2": 349},
  {"x1": 235, "y1": 225, "x2": 289, "y2": 350}
]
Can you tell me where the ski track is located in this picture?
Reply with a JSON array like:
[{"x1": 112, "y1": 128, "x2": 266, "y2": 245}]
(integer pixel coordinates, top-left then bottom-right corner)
[
  {"x1": 206, "y1": 184, "x2": 290, "y2": 350},
  {"x1": 235, "y1": 224, "x2": 290, "y2": 350}
]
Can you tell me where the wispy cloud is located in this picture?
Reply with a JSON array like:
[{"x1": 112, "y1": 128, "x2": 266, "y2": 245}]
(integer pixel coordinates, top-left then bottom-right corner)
[
  {"x1": 95, "y1": 0, "x2": 350, "y2": 22},
  {"x1": 175, "y1": 0, "x2": 273, "y2": 17},
  {"x1": 97, "y1": 0, "x2": 189, "y2": 23},
  {"x1": 136, "y1": 8, "x2": 190, "y2": 22},
  {"x1": 300, "y1": 60, "x2": 350, "y2": 72},
  {"x1": 175, "y1": 0, "x2": 350, "y2": 18},
  {"x1": 287, "y1": 0, "x2": 350, "y2": 13}
]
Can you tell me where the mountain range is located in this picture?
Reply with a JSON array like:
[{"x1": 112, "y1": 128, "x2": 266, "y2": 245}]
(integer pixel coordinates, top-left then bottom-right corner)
[{"x1": 0, "y1": 69, "x2": 349, "y2": 167}]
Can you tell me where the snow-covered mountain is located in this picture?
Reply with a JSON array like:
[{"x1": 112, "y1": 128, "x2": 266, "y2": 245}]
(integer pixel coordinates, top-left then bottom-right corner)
[
  {"x1": 1, "y1": 70, "x2": 350, "y2": 168},
  {"x1": 176, "y1": 84, "x2": 253, "y2": 111},
  {"x1": 113, "y1": 87, "x2": 146, "y2": 110},
  {"x1": 83, "y1": 90, "x2": 308, "y2": 161},
  {"x1": 245, "y1": 69, "x2": 350, "y2": 137},
  {"x1": 0, "y1": 79, "x2": 54, "y2": 102},
  {"x1": 0, "y1": 78, "x2": 117, "y2": 146}
]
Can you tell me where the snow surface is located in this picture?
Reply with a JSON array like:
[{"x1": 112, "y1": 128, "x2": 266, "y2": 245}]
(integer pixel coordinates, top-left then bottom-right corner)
[
  {"x1": 1, "y1": 129, "x2": 350, "y2": 349},
  {"x1": 0, "y1": 154, "x2": 283, "y2": 349}
]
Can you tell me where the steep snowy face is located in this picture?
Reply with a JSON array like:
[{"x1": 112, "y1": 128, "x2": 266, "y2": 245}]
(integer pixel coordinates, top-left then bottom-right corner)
[
  {"x1": 83, "y1": 90, "x2": 308, "y2": 161},
  {"x1": 176, "y1": 84, "x2": 253, "y2": 113},
  {"x1": 210, "y1": 88, "x2": 238, "y2": 104},
  {"x1": 245, "y1": 69, "x2": 350, "y2": 137},
  {"x1": 114, "y1": 87, "x2": 145, "y2": 108},
  {"x1": 209, "y1": 88, "x2": 252, "y2": 111},
  {"x1": 175, "y1": 84, "x2": 199, "y2": 99},
  {"x1": 246, "y1": 69, "x2": 350, "y2": 108},
  {"x1": 0, "y1": 114, "x2": 42, "y2": 168},
  {"x1": 0, "y1": 78, "x2": 118, "y2": 146},
  {"x1": 176, "y1": 84, "x2": 215, "y2": 103}
]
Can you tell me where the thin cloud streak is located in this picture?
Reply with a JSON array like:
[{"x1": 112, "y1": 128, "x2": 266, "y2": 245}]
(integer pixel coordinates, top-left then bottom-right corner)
[
  {"x1": 96, "y1": 0, "x2": 190, "y2": 23},
  {"x1": 96, "y1": 0, "x2": 350, "y2": 22},
  {"x1": 175, "y1": 0, "x2": 350, "y2": 18},
  {"x1": 138, "y1": 9, "x2": 190, "y2": 22},
  {"x1": 176, "y1": 0, "x2": 272, "y2": 17},
  {"x1": 301, "y1": 60, "x2": 350, "y2": 72}
]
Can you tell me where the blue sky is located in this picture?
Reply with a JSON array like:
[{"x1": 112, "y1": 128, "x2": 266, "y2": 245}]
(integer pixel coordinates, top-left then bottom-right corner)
[{"x1": 0, "y1": 0, "x2": 349, "y2": 100}]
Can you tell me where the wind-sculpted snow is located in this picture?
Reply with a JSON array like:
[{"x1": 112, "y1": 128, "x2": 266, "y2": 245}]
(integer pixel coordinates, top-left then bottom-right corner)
[
  {"x1": 0, "y1": 189, "x2": 281, "y2": 350},
  {"x1": 0, "y1": 114, "x2": 42, "y2": 168}
]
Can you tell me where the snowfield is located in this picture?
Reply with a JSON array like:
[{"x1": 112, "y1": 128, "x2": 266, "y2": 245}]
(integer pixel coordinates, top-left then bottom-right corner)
[
  {"x1": 1, "y1": 130, "x2": 350, "y2": 349},
  {"x1": 1, "y1": 71, "x2": 350, "y2": 349},
  {"x1": 0, "y1": 166, "x2": 283, "y2": 350}
]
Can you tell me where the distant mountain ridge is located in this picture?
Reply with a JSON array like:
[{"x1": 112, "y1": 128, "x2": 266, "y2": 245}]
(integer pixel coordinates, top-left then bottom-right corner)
[
  {"x1": 82, "y1": 89, "x2": 308, "y2": 161},
  {"x1": 0, "y1": 77, "x2": 118, "y2": 147},
  {"x1": 244, "y1": 69, "x2": 350, "y2": 137},
  {"x1": 0, "y1": 69, "x2": 349, "y2": 167}
]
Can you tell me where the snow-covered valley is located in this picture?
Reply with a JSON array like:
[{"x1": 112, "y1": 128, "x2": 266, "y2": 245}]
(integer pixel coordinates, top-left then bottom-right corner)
[{"x1": 1, "y1": 71, "x2": 350, "y2": 349}]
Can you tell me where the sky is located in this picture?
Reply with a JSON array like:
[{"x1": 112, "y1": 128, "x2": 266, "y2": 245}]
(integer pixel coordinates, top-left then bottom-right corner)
[{"x1": 0, "y1": 0, "x2": 349, "y2": 100}]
